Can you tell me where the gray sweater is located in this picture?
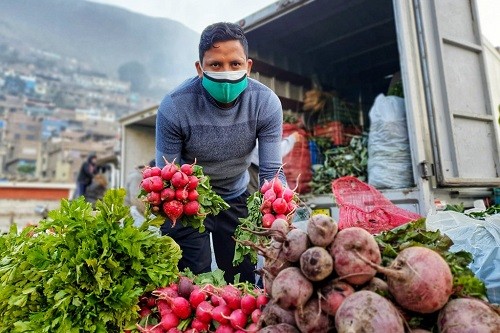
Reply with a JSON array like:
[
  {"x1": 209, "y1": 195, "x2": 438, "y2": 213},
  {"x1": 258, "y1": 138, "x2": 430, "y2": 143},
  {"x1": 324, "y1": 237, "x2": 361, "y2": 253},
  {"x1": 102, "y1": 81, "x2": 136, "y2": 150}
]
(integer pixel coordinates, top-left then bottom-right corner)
[{"x1": 156, "y1": 76, "x2": 285, "y2": 200}]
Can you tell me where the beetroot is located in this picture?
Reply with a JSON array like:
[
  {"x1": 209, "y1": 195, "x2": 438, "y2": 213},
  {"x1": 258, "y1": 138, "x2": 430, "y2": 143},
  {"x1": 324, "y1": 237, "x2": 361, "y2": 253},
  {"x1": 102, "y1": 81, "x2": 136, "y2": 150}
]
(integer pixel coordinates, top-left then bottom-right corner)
[
  {"x1": 294, "y1": 297, "x2": 333, "y2": 333},
  {"x1": 364, "y1": 246, "x2": 453, "y2": 314},
  {"x1": 319, "y1": 280, "x2": 355, "y2": 316},
  {"x1": 362, "y1": 277, "x2": 389, "y2": 296},
  {"x1": 299, "y1": 246, "x2": 333, "y2": 281},
  {"x1": 271, "y1": 267, "x2": 314, "y2": 310},
  {"x1": 260, "y1": 302, "x2": 296, "y2": 327},
  {"x1": 335, "y1": 290, "x2": 404, "y2": 333},
  {"x1": 437, "y1": 297, "x2": 500, "y2": 333},
  {"x1": 329, "y1": 227, "x2": 381, "y2": 285},
  {"x1": 282, "y1": 228, "x2": 309, "y2": 263},
  {"x1": 306, "y1": 214, "x2": 338, "y2": 247},
  {"x1": 259, "y1": 323, "x2": 299, "y2": 333}
]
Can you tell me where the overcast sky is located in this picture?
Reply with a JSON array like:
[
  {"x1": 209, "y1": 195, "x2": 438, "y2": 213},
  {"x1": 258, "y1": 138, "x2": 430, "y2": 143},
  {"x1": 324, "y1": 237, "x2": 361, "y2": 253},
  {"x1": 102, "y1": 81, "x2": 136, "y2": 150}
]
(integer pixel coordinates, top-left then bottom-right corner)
[{"x1": 88, "y1": 0, "x2": 499, "y2": 46}]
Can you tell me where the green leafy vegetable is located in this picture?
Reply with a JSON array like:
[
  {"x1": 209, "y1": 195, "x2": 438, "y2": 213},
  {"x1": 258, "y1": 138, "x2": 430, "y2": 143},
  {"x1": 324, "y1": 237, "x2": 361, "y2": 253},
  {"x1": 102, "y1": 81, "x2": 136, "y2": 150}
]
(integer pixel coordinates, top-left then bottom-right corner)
[
  {"x1": 0, "y1": 189, "x2": 182, "y2": 333},
  {"x1": 232, "y1": 192, "x2": 265, "y2": 266}
]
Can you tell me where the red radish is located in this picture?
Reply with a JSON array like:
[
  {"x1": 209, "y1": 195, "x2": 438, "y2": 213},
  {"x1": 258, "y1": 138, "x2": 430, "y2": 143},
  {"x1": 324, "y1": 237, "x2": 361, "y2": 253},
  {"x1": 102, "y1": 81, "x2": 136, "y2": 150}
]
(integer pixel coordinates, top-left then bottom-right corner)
[
  {"x1": 161, "y1": 187, "x2": 176, "y2": 202},
  {"x1": 171, "y1": 171, "x2": 189, "y2": 188},
  {"x1": 180, "y1": 160, "x2": 196, "y2": 176},
  {"x1": 187, "y1": 176, "x2": 199, "y2": 190},
  {"x1": 138, "y1": 306, "x2": 152, "y2": 318},
  {"x1": 154, "y1": 286, "x2": 178, "y2": 298},
  {"x1": 245, "y1": 323, "x2": 259, "y2": 333},
  {"x1": 187, "y1": 189, "x2": 199, "y2": 201},
  {"x1": 437, "y1": 297, "x2": 500, "y2": 332},
  {"x1": 274, "y1": 213, "x2": 288, "y2": 221},
  {"x1": 141, "y1": 179, "x2": 152, "y2": 192},
  {"x1": 190, "y1": 318, "x2": 209, "y2": 331},
  {"x1": 162, "y1": 200, "x2": 184, "y2": 225},
  {"x1": 184, "y1": 201, "x2": 200, "y2": 216},
  {"x1": 299, "y1": 246, "x2": 334, "y2": 281},
  {"x1": 285, "y1": 201, "x2": 297, "y2": 215},
  {"x1": 148, "y1": 176, "x2": 164, "y2": 192},
  {"x1": 212, "y1": 304, "x2": 232, "y2": 324},
  {"x1": 147, "y1": 191, "x2": 162, "y2": 206},
  {"x1": 282, "y1": 187, "x2": 295, "y2": 203},
  {"x1": 262, "y1": 213, "x2": 276, "y2": 228},
  {"x1": 260, "y1": 179, "x2": 271, "y2": 194},
  {"x1": 157, "y1": 299, "x2": 172, "y2": 317},
  {"x1": 263, "y1": 189, "x2": 277, "y2": 202},
  {"x1": 250, "y1": 308, "x2": 261, "y2": 323},
  {"x1": 166, "y1": 329, "x2": 182, "y2": 333},
  {"x1": 169, "y1": 296, "x2": 191, "y2": 319},
  {"x1": 335, "y1": 291, "x2": 404, "y2": 333},
  {"x1": 228, "y1": 309, "x2": 247, "y2": 330},
  {"x1": 330, "y1": 227, "x2": 381, "y2": 285},
  {"x1": 136, "y1": 324, "x2": 164, "y2": 333},
  {"x1": 210, "y1": 294, "x2": 226, "y2": 307},
  {"x1": 161, "y1": 163, "x2": 178, "y2": 181},
  {"x1": 272, "y1": 177, "x2": 284, "y2": 197},
  {"x1": 189, "y1": 287, "x2": 207, "y2": 308},
  {"x1": 175, "y1": 187, "x2": 189, "y2": 201},
  {"x1": 195, "y1": 300, "x2": 214, "y2": 323},
  {"x1": 159, "y1": 312, "x2": 179, "y2": 331},
  {"x1": 261, "y1": 206, "x2": 272, "y2": 215},
  {"x1": 215, "y1": 324, "x2": 235, "y2": 333},
  {"x1": 221, "y1": 285, "x2": 242, "y2": 310},
  {"x1": 149, "y1": 166, "x2": 162, "y2": 177},
  {"x1": 240, "y1": 294, "x2": 257, "y2": 315},
  {"x1": 272, "y1": 198, "x2": 288, "y2": 214},
  {"x1": 360, "y1": 246, "x2": 453, "y2": 314},
  {"x1": 142, "y1": 167, "x2": 153, "y2": 179},
  {"x1": 256, "y1": 294, "x2": 269, "y2": 310}
]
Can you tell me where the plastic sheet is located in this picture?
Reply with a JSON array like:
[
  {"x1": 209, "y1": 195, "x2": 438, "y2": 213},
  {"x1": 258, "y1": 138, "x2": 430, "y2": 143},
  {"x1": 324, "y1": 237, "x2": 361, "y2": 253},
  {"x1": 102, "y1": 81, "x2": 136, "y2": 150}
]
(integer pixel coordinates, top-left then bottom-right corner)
[{"x1": 426, "y1": 211, "x2": 500, "y2": 304}]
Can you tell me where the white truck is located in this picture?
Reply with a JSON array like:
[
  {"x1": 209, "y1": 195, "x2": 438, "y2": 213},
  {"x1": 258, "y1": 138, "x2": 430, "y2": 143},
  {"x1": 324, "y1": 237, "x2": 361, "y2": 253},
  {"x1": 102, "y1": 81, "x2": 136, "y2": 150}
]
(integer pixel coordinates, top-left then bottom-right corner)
[{"x1": 119, "y1": 0, "x2": 500, "y2": 218}]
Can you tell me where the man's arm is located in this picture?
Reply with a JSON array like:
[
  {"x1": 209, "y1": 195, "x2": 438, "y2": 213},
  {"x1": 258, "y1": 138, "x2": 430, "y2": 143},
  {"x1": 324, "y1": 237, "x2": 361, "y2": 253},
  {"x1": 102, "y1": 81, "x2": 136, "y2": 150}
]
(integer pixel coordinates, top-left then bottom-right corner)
[{"x1": 155, "y1": 97, "x2": 183, "y2": 168}]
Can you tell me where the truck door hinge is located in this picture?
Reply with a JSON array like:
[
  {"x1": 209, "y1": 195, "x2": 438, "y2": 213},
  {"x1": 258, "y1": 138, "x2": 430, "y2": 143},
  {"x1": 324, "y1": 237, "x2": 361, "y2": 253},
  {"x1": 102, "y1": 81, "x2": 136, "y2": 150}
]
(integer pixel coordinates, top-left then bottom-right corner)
[{"x1": 419, "y1": 160, "x2": 434, "y2": 180}]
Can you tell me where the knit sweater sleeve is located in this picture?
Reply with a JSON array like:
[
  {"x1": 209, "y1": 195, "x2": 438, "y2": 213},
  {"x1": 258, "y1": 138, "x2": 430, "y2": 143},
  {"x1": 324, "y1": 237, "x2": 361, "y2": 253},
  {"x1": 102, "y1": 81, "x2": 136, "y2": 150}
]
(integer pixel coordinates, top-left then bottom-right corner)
[{"x1": 155, "y1": 95, "x2": 182, "y2": 168}]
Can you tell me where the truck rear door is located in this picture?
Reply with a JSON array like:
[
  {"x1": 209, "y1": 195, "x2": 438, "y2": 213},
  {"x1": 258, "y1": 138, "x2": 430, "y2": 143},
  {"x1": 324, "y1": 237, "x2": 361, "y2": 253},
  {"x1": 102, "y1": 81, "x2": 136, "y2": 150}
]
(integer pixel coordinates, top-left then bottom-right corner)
[{"x1": 413, "y1": 0, "x2": 500, "y2": 186}]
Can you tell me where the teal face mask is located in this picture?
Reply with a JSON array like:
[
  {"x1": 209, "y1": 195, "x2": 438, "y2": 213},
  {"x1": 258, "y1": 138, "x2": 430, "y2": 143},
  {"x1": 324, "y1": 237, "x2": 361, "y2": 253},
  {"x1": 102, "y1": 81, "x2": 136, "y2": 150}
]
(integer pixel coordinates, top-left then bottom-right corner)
[{"x1": 202, "y1": 70, "x2": 248, "y2": 104}]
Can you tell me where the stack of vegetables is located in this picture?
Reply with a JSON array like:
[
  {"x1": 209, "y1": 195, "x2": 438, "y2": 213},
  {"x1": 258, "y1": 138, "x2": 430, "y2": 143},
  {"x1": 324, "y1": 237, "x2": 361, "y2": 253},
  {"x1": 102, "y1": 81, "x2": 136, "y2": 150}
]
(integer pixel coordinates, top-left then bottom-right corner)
[
  {"x1": 139, "y1": 158, "x2": 229, "y2": 232},
  {"x1": 0, "y1": 190, "x2": 182, "y2": 332},
  {"x1": 235, "y1": 209, "x2": 499, "y2": 332},
  {"x1": 133, "y1": 271, "x2": 269, "y2": 332}
]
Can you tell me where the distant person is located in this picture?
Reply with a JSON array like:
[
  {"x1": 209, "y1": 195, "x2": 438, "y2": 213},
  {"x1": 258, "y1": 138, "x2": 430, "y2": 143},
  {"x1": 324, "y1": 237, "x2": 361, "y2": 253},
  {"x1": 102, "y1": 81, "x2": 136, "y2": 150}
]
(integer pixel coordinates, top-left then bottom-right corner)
[
  {"x1": 84, "y1": 173, "x2": 108, "y2": 207},
  {"x1": 247, "y1": 131, "x2": 303, "y2": 193},
  {"x1": 75, "y1": 153, "x2": 98, "y2": 198},
  {"x1": 125, "y1": 160, "x2": 155, "y2": 227}
]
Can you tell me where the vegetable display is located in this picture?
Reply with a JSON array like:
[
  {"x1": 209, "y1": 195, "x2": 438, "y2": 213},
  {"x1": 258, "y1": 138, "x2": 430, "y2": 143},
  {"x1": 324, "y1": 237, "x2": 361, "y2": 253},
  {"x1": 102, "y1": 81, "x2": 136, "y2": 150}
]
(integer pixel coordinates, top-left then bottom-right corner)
[
  {"x1": 233, "y1": 173, "x2": 300, "y2": 266},
  {"x1": 240, "y1": 214, "x2": 498, "y2": 332},
  {"x1": 140, "y1": 159, "x2": 229, "y2": 232},
  {"x1": 133, "y1": 270, "x2": 270, "y2": 333},
  {"x1": 0, "y1": 190, "x2": 182, "y2": 332}
]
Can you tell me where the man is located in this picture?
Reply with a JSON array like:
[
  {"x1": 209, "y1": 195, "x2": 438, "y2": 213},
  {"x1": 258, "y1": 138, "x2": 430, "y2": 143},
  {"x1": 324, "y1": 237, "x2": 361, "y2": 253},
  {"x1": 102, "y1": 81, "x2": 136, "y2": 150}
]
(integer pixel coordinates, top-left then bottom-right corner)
[
  {"x1": 75, "y1": 153, "x2": 97, "y2": 199},
  {"x1": 155, "y1": 22, "x2": 286, "y2": 284}
]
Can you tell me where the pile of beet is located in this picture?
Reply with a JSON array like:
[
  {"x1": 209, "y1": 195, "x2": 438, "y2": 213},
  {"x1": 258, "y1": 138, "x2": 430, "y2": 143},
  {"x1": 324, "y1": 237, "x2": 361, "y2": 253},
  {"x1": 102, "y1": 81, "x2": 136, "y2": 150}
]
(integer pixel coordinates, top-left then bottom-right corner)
[{"x1": 248, "y1": 214, "x2": 500, "y2": 333}]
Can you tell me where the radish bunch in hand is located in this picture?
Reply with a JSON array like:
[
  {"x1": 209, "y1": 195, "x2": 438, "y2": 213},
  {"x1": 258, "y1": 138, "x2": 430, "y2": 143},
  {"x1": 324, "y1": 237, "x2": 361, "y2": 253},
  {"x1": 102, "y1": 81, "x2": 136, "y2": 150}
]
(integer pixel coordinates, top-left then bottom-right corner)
[
  {"x1": 139, "y1": 158, "x2": 229, "y2": 232},
  {"x1": 259, "y1": 176, "x2": 298, "y2": 228}
]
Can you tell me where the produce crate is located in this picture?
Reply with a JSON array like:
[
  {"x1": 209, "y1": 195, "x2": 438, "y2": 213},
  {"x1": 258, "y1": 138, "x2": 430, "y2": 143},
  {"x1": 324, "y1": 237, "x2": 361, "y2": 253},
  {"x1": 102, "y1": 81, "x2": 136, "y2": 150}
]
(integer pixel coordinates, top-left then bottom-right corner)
[
  {"x1": 313, "y1": 121, "x2": 344, "y2": 146},
  {"x1": 317, "y1": 97, "x2": 358, "y2": 125},
  {"x1": 343, "y1": 125, "x2": 363, "y2": 145}
]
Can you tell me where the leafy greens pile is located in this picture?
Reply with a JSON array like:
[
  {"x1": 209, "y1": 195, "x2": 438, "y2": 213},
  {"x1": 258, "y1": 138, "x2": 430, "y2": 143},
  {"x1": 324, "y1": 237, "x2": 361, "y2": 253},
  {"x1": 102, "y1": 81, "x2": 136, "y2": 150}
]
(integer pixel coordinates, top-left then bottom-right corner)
[{"x1": 0, "y1": 189, "x2": 182, "y2": 333}]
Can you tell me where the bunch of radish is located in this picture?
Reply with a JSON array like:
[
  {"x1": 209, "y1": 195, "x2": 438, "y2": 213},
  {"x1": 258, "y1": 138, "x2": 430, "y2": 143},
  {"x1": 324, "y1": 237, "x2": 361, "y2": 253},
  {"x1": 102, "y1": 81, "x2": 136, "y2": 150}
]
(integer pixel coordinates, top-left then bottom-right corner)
[
  {"x1": 139, "y1": 158, "x2": 228, "y2": 231},
  {"x1": 259, "y1": 175, "x2": 299, "y2": 228},
  {"x1": 240, "y1": 214, "x2": 499, "y2": 333},
  {"x1": 132, "y1": 276, "x2": 270, "y2": 333}
]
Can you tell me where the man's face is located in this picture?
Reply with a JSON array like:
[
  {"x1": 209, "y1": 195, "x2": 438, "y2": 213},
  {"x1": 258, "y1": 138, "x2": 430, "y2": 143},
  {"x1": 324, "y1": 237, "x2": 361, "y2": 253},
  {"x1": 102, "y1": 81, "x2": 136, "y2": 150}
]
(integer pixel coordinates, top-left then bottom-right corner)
[{"x1": 196, "y1": 40, "x2": 253, "y2": 76}]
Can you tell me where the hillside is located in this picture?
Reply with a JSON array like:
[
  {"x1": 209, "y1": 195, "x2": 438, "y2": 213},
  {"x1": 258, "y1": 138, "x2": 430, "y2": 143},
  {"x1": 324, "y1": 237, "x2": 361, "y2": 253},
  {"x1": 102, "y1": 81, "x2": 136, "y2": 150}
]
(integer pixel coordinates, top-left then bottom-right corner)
[{"x1": 0, "y1": 0, "x2": 200, "y2": 93}]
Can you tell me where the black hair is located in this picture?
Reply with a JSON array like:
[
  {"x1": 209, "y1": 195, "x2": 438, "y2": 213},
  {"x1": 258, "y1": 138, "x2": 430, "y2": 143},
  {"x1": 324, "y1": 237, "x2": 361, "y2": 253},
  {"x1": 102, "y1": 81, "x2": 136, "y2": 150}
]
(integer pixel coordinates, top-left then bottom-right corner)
[
  {"x1": 199, "y1": 22, "x2": 249, "y2": 64},
  {"x1": 148, "y1": 159, "x2": 156, "y2": 167}
]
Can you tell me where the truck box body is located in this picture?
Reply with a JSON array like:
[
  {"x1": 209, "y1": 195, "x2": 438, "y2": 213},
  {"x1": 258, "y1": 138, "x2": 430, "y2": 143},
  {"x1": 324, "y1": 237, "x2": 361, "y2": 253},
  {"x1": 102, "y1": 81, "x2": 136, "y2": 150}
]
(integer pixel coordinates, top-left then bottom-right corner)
[{"x1": 119, "y1": 0, "x2": 500, "y2": 217}]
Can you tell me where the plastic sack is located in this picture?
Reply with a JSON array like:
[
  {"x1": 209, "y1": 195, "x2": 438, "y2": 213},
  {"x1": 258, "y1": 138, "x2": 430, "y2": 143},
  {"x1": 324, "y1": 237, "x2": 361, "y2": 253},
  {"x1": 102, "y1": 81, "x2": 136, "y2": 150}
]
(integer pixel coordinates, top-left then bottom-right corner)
[
  {"x1": 426, "y1": 211, "x2": 500, "y2": 304},
  {"x1": 367, "y1": 94, "x2": 413, "y2": 189},
  {"x1": 332, "y1": 176, "x2": 422, "y2": 234}
]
